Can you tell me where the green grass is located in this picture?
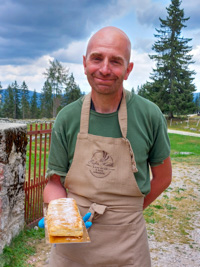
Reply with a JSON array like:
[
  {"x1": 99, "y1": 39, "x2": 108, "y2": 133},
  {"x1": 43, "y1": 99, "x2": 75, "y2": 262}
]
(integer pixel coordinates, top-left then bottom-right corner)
[
  {"x1": 169, "y1": 133, "x2": 200, "y2": 161},
  {"x1": 26, "y1": 138, "x2": 50, "y2": 179},
  {"x1": 0, "y1": 228, "x2": 45, "y2": 267}
]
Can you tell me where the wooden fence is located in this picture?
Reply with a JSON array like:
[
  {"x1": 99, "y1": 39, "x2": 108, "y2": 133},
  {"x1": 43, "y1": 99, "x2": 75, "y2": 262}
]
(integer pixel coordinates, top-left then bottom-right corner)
[{"x1": 24, "y1": 123, "x2": 52, "y2": 226}]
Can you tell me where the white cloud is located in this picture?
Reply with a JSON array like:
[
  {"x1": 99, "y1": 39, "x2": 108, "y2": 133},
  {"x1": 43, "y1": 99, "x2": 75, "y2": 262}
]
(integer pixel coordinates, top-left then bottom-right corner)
[
  {"x1": 0, "y1": 55, "x2": 53, "y2": 92},
  {"x1": 124, "y1": 49, "x2": 154, "y2": 92},
  {"x1": 189, "y1": 45, "x2": 200, "y2": 92},
  {"x1": 52, "y1": 39, "x2": 87, "y2": 64}
]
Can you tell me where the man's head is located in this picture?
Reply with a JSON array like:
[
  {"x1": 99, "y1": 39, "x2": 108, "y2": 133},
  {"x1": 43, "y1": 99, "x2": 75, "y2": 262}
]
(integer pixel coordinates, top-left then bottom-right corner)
[{"x1": 83, "y1": 26, "x2": 133, "y2": 96}]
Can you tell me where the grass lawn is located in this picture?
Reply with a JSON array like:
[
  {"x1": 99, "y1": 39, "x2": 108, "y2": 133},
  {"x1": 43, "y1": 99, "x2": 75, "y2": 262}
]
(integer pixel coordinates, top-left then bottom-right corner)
[
  {"x1": 0, "y1": 228, "x2": 45, "y2": 267},
  {"x1": 169, "y1": 133, "x2": 200, "y2": 165}
]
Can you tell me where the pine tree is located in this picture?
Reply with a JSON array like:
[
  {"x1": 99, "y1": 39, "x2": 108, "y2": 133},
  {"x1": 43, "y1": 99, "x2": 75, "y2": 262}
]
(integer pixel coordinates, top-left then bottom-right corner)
[
  {"x1": 147, "y1": 0, "x2": 196, "y2": 118},
  {"x1": 30, "y1": 90, "x2": 39, "y2": 119},
  {"x1": 63, "y1": 73, "x2": 81, "y2": 107},
  {"x1": 2, "y1": 85, "x2": 15, "y2": 118},
  {"x1": 44, "y1": 59, "x2": 69, "y2": 117},
  {"x1": 40, "y1": 81, "x2": 53, "y2": 118},
  {"x1": 11, "y1": 81, "x2": 21, "y2": 119},
  {"x1": 21, "y1": 81, "x2": 30, "y2": 119}
]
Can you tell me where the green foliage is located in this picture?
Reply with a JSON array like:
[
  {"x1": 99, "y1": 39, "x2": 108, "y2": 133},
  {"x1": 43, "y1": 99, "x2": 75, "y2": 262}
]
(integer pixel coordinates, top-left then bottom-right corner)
[
  {"x1": 138, "y1": 0, "x2": 196, "y2": 118},
  {"x1": 40, "y1": 81, "x2": 53, "y2": 118},
  {"x1": 43, "y1": 59, "x2": 69, "y2": 117},
  {"x1": 30, "y1": 90, "x2": 40, "y2": 119},
  {"x1": 0, "y1": 228, "x2": 45, "y2": 267},
  {"x1": 1, "y1": 85, "x2": 15, "y2": 118},
  {"x1": 21, "y1": 81, "x2": 30, "y2": 119},
  {"x1": 62, "y1": 73, "x2": 82, "y2": 106}
]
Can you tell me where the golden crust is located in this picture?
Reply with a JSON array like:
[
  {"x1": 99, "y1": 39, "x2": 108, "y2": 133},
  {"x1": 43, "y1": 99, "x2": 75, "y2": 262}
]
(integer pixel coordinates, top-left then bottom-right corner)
[{"x1": 46, "y1": 198, "x2": 83, "y2": 237}]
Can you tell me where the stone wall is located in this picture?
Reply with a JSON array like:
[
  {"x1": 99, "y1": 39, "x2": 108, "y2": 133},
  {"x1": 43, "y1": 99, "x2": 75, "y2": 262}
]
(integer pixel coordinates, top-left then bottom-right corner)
[{"x1": 0, "y1": 123, "x2": 27, "y2": 254}]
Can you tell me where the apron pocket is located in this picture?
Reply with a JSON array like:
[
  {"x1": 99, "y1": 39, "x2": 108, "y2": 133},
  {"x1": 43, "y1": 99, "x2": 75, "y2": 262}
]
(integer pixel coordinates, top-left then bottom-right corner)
[{"x1": 55, "y1": 222, "x2": 135, "y2": 266}]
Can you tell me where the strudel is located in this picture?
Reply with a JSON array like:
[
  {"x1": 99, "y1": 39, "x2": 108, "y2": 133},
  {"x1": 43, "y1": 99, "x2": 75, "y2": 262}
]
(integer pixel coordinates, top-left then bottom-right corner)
[{"x1": 46, "y1": 198, "x2": 83, "y2": 237}]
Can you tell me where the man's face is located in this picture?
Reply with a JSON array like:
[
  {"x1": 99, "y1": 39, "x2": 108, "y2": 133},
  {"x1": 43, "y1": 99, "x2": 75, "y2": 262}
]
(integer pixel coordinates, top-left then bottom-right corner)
[{"x1": 83, "y1": 31, "x2": 133, "y2": 96}]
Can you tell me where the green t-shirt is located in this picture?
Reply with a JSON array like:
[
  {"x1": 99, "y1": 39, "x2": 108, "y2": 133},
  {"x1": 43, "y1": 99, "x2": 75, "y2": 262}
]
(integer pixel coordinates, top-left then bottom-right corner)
[{"x1": 46, "y1": 90, "x2": 170, "y2": 195}]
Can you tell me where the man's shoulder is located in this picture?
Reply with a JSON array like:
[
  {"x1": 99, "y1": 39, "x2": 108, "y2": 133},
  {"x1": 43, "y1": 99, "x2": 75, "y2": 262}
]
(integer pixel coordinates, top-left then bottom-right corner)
[
  {"x1": 58, "y1": 97, "x2": 82, "y2": 117},
  {"x1": 127, "y1": 92, "x2": 161, "y2": 112},
  {"x1": 54, "y1": 97, "x2": 83, "y2": 129}
]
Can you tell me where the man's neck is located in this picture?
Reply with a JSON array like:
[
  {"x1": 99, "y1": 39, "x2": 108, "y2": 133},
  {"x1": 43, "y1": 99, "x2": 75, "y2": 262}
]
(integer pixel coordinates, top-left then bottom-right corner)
[{"x1": 91, "y1": 89, "x2": 123, "y2": 114}]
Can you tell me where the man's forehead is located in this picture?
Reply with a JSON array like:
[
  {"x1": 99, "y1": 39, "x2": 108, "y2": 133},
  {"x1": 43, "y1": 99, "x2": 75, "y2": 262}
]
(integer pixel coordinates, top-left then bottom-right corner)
[
  {"x1": 89, "y1": 51, "x2": 125, "y2": 61},
  {"x1": 86, "y1": 27, "x2": 131, "y2": 62}
]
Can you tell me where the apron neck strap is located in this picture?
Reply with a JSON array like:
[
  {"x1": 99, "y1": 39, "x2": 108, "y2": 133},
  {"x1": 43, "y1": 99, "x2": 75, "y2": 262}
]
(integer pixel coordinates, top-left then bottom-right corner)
[
  {"x1": 118, "y1": 90, "x2": 127, "y2": 138},
  {"x1": 80, "y1": 90, "x2": 127, "y2": 138}
]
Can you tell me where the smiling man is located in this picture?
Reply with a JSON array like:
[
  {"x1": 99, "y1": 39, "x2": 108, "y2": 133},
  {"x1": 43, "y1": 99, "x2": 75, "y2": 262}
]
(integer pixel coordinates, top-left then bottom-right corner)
[
  {"x1": 83, "y1": 27, "x2": 133, "y2": 113},
  {"x1": 44, "y1": 26, "x2": 172, "y2": 267}
]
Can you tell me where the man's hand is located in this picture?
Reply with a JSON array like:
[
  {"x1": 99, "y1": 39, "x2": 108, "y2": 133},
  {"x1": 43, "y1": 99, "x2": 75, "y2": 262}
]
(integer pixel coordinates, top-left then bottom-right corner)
[
  {"x1": 38, "y1": 212, "x2": 92, "y2": 229},
  {"x1": 43, "y1": 174, "x2": 67, "y2": 203},
  {"x1": 143, "y1": 156, "x2": 172, "y2": 209}
]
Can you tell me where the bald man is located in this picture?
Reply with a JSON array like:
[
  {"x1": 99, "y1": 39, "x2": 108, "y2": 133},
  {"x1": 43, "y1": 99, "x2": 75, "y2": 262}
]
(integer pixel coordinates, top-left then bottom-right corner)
[{"x1": 44, "y1": 26, "x2": 172, "y2": 267}]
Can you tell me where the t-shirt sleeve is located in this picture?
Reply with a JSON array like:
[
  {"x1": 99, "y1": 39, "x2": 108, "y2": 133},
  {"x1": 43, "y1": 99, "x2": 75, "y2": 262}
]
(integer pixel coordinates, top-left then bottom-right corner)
[
  {"x1": 148, "y1": 113, "x2": 170, "y2": 166},
  {"x1": 46, "y1": 126, "x2": 69, "y2": 179}
]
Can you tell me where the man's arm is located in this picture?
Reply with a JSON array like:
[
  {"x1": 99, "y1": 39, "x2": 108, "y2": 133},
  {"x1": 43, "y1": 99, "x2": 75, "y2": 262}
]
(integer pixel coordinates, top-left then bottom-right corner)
[
  {"x1": 143, "y1": 156, "x2": 172, "y2": 209},
  {"x1": 43, "y1": 174, "x2": 67, "y2": 203}
]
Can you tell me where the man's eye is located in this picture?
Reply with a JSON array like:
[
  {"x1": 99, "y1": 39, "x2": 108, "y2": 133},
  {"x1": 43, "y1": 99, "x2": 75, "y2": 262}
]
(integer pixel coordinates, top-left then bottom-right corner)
[
  {"x1": 91, "y1": 57, "x2": 101, "y2": 61},
  {"x1": 111, "y1": 60, "x2": 120, "y2": 65}
]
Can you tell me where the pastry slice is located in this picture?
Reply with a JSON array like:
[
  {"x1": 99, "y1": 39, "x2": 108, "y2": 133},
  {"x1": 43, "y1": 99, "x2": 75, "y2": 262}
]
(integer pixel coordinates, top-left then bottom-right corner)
[{"x1": 46, "y1": 198, "x2": 83, "y2": 237}]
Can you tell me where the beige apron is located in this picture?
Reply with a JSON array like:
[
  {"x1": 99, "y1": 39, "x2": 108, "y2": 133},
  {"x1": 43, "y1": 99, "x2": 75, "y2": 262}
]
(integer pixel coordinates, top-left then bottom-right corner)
[{"x1": 49, "y1": 91, "x2": 151, "y2": 267}]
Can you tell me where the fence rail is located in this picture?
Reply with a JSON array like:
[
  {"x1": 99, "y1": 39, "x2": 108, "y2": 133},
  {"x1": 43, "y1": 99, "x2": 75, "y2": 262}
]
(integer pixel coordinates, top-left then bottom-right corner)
[{"x1": 24, "y1": 123, "x2": 52, "y2": 226}]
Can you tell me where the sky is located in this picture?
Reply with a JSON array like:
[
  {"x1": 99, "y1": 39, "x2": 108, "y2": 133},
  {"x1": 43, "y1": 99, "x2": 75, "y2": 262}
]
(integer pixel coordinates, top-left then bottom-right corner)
[{"x1": 0, "y1": 0, "x2": 200, "y2": 94}]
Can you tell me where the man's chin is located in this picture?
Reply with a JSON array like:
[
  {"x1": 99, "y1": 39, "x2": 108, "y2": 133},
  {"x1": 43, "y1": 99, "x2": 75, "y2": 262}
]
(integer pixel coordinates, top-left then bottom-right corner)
[{"x1": 92, "y1": 85, "x2": 119, "y2": 95}]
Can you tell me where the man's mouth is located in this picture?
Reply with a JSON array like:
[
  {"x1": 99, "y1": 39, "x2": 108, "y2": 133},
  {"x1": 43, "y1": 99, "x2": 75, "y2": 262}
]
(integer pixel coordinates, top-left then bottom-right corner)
[{"x1": 94, "y1": 77, "x2": 115, "y2": 83}]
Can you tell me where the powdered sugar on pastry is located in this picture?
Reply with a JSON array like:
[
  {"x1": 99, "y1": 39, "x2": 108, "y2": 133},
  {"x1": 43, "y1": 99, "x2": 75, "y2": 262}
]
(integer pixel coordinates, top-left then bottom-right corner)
[{"x1": 46, "y1": 198, "x2": 83, "y2": 237}]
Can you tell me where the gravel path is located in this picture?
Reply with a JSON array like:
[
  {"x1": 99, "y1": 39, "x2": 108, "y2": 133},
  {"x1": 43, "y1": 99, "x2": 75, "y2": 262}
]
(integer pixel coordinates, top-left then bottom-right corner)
[
  {"x1": 168, "y1": 129, "x2": 200, "y2": 137},
  {"x1": 149, "y1": 163, "x2": 200, "y2": 267}
]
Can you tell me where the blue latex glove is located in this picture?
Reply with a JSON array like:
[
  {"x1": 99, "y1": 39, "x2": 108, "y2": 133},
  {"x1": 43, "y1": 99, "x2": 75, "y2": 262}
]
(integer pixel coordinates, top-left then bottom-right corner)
[
  {"x1": 83, "y1": 212, "x2": 92, "y2": 229},
  {"x1": 38, "y1": 217, "x2": 45, "y2": 228},
  {"x1": 38, "y1": 212, "x2": 92, "y2": 229}
]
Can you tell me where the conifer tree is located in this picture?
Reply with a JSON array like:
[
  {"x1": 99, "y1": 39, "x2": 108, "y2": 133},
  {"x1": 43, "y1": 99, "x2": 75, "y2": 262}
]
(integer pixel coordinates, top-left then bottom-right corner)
[
  {"x1": 11, "y1": 81, "x2": 21, "y2": 119},
  {"x1": 2, "y1": 85, "x2": 15, "y2": 118},
  {"x1": 21, "y1": 81, "x2": 30, "y2": 119},
  {"x1": 44, "y1": 59, "x2": 69, "y2": 117},
  {"x1": 63, "y1": 73, "x2": 82, "y2": 106},
  {"x1": 40, "y1": 81, "x2": 53, "y2": 118},
  {"x1": 141, "y1": 0, "x2": 196, "y2": 118},
  {"x1": 30, "y1": 90, "x2": 39, "y2": 119}
]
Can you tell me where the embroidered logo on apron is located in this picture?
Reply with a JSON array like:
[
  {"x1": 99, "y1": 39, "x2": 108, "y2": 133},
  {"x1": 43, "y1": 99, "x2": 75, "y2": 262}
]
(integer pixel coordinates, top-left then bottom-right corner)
[{"x1": 87, "y1": 150, "x2": 114, "y2": 178}]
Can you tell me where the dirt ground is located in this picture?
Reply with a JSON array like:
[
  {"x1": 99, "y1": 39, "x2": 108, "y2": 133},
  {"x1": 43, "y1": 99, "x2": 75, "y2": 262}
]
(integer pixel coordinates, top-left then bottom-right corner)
[{"x1": 26, "y1": 161, "x2": 200, "y2": 267}]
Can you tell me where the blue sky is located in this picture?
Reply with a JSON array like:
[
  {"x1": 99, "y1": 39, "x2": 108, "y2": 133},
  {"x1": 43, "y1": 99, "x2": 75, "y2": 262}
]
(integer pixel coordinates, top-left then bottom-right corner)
[{"x1": 0, "y1": 0, "x2": 199, "y2": 93}]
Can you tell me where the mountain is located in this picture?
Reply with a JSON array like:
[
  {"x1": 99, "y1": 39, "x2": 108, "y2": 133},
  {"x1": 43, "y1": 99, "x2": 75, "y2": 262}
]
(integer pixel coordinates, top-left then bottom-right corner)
[
  {"x1": 193, "y1": 92, "x2": 200, "y2": 101},
  {"x1": 0, "y1": 89, "x2": 41, "y2": 106}
]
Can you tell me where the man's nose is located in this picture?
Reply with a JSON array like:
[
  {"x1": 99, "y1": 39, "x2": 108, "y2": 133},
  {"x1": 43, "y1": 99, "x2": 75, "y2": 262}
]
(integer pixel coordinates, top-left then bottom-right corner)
[{"x1": 99, "y1": 59, "x2": 111, "y2": 75}]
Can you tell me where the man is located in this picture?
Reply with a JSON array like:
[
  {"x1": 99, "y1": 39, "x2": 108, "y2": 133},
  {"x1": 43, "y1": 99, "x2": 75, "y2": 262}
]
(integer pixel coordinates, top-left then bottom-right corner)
[{"x1": 44, "y1": 26, "x2": 172, "y2": 266}]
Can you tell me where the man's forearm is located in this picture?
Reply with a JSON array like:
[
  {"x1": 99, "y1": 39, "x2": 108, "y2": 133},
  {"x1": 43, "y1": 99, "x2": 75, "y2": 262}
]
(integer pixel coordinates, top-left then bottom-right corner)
[
  {"x1": 43, "y1": 174, "x2": 67, "y2": 203},
  {"x1": 143, "y1": 156, "x2": 172, "y2": 209}
]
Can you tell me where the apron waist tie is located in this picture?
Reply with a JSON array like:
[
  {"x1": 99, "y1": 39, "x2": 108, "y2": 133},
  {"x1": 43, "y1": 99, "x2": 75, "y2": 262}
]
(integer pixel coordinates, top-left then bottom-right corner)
[{"x1": 88, "y1": 203, "x2": 107, "y2": 221}]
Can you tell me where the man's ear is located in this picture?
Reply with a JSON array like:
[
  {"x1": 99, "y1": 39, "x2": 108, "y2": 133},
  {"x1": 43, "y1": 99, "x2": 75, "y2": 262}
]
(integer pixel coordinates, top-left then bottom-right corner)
[
  {"x1": 124, "y1": 62, "x2": 134, "y2": 80},
  {"x1": 83, "y1": 55, "x2": 87, "y2": 75}
]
